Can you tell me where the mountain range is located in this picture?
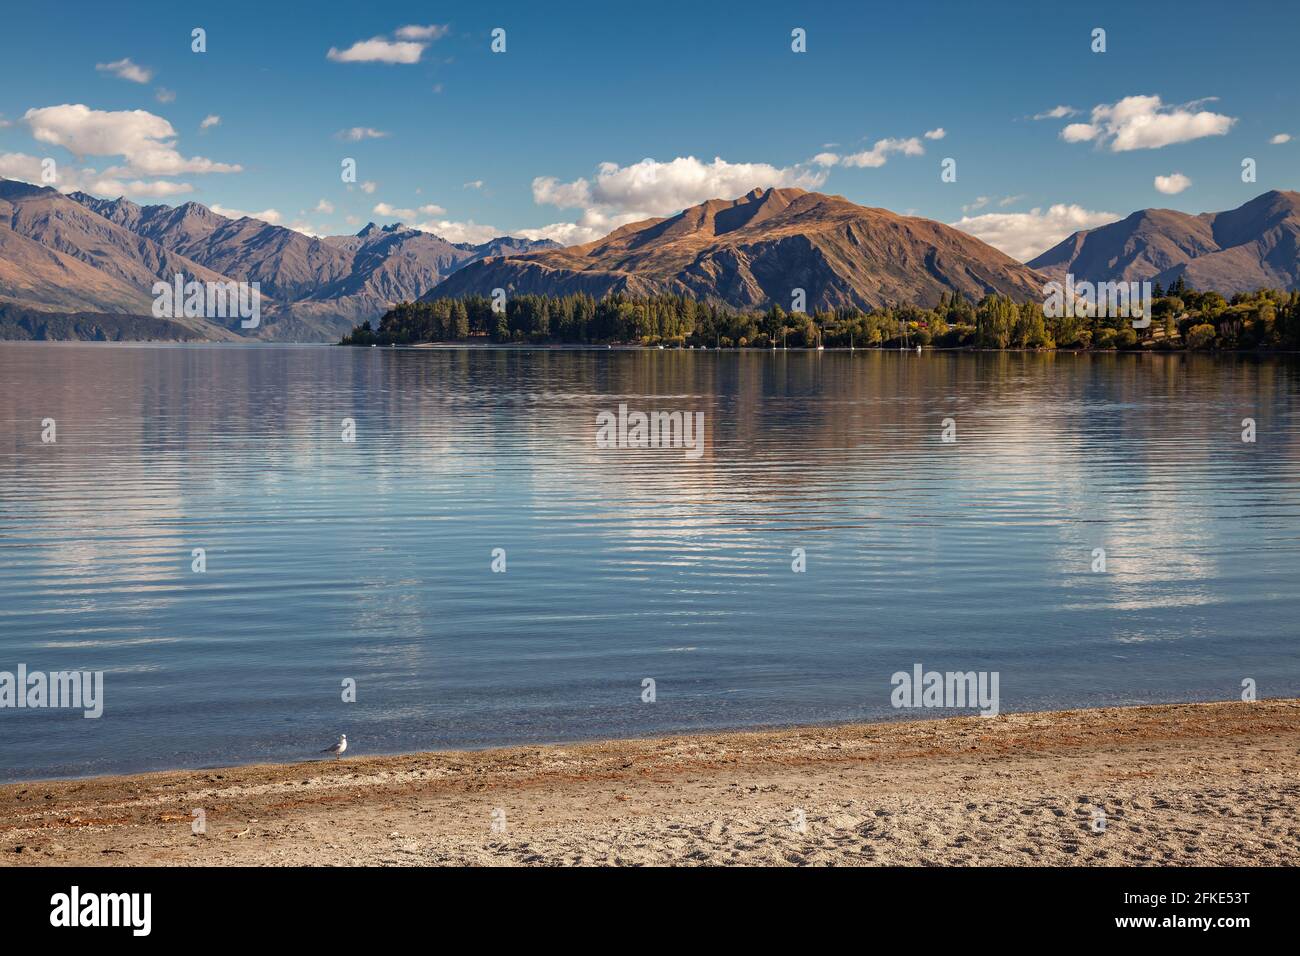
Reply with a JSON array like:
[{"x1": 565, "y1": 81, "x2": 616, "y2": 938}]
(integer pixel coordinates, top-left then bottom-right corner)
[
  {"x1": 0, "y1": 178, "x2": 556, "y2": 340},
  {"x1": 1029, "y1": 190, "x2": 1300, "y2": 295},
  {"x1": 432, "y1": 188, "x2": 1300, "y2": 315},
  {"x1": 431, "y1": 187, "x2": 1046, "y2": 310},
  {"x1": 2, "y1": 177, "x2": 1299, "y2": 341}
]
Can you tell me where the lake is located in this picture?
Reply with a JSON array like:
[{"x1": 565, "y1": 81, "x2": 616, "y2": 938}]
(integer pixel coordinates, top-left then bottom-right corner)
[{"x1": 1, "y1": 343, "x2": 1298, "y2": 781}]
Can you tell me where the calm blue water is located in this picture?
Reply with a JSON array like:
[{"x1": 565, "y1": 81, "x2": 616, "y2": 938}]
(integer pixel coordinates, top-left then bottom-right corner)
[{"x1": 1, "y1": 344, "x2": 1298, "y2": 781}]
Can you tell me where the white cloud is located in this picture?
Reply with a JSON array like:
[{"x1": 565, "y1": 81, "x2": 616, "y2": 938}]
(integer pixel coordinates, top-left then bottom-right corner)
[
  {"x1": 0, "y1": 150, "x2": 195, "y2": 199},
  {"x1": 812, "y1": 152, "x2": 840, "y2": 167},
  {"x1": 534, "y1": 155, "x2": 826, "y2": 217},
  {"x1": 1033, "y1": 105, "x2": 1078, "y2": 120},
  {"x1": 0, "y1": 115, "x2": 11, "y2": 128},
  {"x1": 337, "y1": 127, "x2": 389, "y2": 141},
  {"x1": 372, "y1": 201, "x2": 444, "y2": 219},
  {"x1": 841, "y1": 136, "x2": 925, "y2": 168},
  {"x1": 964, "y1": 194, "x2": 1026, "y2": 212},
  {"x1": 407, "y1": 216, "x2": 594, "y2": 247},
  {"x1": 0, "y1": 151, "x2": 61, "y2": 184},
  {"x1": 413, "y1": 218, "x2": 502, "y2": 244},
  {"x1": 395, "y1": 24, "x2": 450, "y2": 40},
  {"x1": 154, "y1": 88, "x2": 176, "y2": 104},
  {"x1": 114, "y1": 179, "x2": 194, "y2": 197},
  {"x1": 23, "y1": 104, "x2": 242, "y2": 177},
  {"x1": 527, "y1": 154, "x2": 830, "y2": 245},
  {"x1": 532, "y1": 175, "x2": 593, "y2": 209},
  {"x1": 199, "y1": 114, "x2": 221, "y2": 130},
  {"x1": 360, "y1": 181, "x2": 377, "y2": 194},
  {"x1": 1154, "y1": 172, "x2": 1191, "y2": 195},
  {"x1": 463, "y1": 179, "x2": 484, "y2": 189},
  {"x1": 315, "y1": 199, "x2": 335, "y2": 214},
  {"x1": 1270, "y1": 133, "x2": 1292, "y2": 145},
  {"x1": 95, "y1": 57, "x2": 152, "y2": 84},
  {"x1": 1060, "y1": 95, "x2": 1235, "y2": 152},
  {"x1": 211, "y1": 204, "x2": 282, "y2": 224},
  {"x1": 537, "y1": 210, "x2": 643, "y2": 245},
  {"x1": 377, "y1": 200, "x2": 452, "y2": 221},
  {"x1": 950, "y1": 204, "x2": 1119, "y2": 262},
  {"x1": 1061, "y1": 123, "x2": 1099, "y2": 143},
  {"x1": 327, "y1": 37, "x2": 425, "y2": 64},
  {"x1": 511, "y1": 222, "x2": 595, "y2": 245},
  {"x1": 924, "y1": 127, "x2": 946, "y2": 140}
]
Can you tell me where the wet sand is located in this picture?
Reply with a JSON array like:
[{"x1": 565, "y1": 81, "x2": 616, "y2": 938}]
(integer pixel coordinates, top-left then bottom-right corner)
[{"x1": 2, "y1": 699, "x2": 1297, "y2": 866}]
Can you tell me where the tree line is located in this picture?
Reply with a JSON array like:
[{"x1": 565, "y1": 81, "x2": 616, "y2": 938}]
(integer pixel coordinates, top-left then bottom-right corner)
[{"x1": 340, "y1": 282, "x2": 1300, "y2": 351}]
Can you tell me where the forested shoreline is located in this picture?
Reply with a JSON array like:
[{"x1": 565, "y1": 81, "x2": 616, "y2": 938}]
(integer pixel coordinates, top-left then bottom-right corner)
[{"x1": 340, "y1": 282, "x2": 1300, "y2": 351}]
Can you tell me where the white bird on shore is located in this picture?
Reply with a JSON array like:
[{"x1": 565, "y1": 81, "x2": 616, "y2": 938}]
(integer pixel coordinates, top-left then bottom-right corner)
[{"x1": 321, "y1": 734, "x2": 347, "y2": 758}]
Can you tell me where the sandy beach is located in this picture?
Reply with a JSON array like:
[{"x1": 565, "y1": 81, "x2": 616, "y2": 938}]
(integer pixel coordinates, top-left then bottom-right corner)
[{"x1": 1, "y1": 699, "x2": 1297, "y2": 866}]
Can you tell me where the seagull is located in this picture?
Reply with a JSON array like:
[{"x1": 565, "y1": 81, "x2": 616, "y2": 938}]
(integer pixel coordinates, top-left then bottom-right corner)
[{"x1": 321, "y1": 734, "x2": 347, "y2": 759}]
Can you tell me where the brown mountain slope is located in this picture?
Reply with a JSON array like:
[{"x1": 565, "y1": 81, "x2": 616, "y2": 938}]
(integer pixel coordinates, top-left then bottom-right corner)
[
  {"x1": 313, "y1": 223, "x2": 478, "y2": 301},
  {"x1": 73, "y1": 195, "x2": 558, "y2": 308},
  {"x1": 264, "y1": 224, "x2": 482, "y2": 338},
  {"x1": 0, "y1": 226, "x2": 155, "y2": 314},
  {"x1": 1, "y1": 181, "x2": 238, "y2": 294},
  {"x1": 169, "y1": 216, "x2": 355, "y2": 303},
  {"x1": 63, "y1": 194, "x2": 556, "y2": 339},
  {"x1": 62, "y1": 193, "x2": 388, "y2": 339},
  {"x1": 429, "y1": 188, "x2": 1047, "y2": 309},
  {"x1": 2, "y1": 179, "x2": 560, "y2": 341},
  {"x1": 1029, "y1": 190, "x2": 1300, "y2": 293},
  {"x1": 1028, "y1": 208, "x2": 1216, "y2": 283},
  {"x1": 72, "y1": 193, "x2": 354, "y2": 303}
]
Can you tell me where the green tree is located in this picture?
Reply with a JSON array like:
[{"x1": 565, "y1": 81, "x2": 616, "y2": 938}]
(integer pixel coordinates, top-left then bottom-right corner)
[
  {"x1": 976, "y1": 295, "x2": 1014, "y2": 348},
  {"x1": 451, "y1": 300, "x2": 469, "y2": 339},
  {"x1": 1185, "y1": 323, "x2": 1216, "y2": 350}
]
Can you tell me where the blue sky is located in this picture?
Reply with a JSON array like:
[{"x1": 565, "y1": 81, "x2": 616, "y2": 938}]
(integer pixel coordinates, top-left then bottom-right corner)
[{"x1": 1, "y1": 0, "x2": 1296, "y2": 259}]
